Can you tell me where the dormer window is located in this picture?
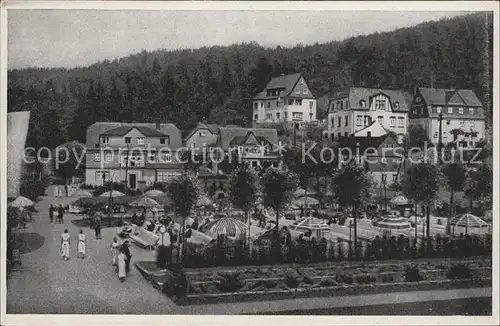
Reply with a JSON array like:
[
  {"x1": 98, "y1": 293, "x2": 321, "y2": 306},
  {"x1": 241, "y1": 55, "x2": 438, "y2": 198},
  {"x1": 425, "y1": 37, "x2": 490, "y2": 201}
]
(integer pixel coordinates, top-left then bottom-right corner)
[
  {"x1": 359, "y1": 100, "x2": 366, "y2": 108},
  {"x1": 303, "y1": 89, "x2": 308, "y2": 94},
  {"x1": 100, "y1": 136, "x2": 109, "y2": 144},
  {"x1": 199, "y1": 131, "x2": 206, "y2": 137},
  {"x1": 160, "y1": 137, "x2": 166, "y2": 145},
  {"x1": 125, "y1": 137, "x2": 131, "y2": 144},
  {"x1": 393, "y1": 101, "x2": 399, "y2": 109}
]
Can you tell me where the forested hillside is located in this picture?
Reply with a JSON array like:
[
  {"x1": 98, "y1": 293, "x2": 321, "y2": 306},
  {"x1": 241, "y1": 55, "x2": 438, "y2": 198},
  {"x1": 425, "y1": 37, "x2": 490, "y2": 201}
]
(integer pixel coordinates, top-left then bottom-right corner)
[{"x1": 7, "y1": 12, "x2": 493, "y2": 149}]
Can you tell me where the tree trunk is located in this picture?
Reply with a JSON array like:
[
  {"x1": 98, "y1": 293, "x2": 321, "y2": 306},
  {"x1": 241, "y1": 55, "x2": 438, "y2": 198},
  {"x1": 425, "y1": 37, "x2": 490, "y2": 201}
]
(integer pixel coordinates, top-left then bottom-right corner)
[
  {"x1": 414, "y1": 203, "x2": 418, "y2": 239},
  {"x1": 447, "y1": 189, "x2": 454, "y2": 235},
  {"x1": 246, "y1": 211, "x2": 252, "y2": 255},
  {"x1": 469, "y1": 197, "x2": 473, "y2": 214},
  {"x1": 178, "y1": 215, "x2": 186, "y2": 265},
  {"x1": 426, "y1": 204, "x2": 431, "y2": 238},
  {"x1": 353, "y1": 209, "x2": 358, "y2": 258}
]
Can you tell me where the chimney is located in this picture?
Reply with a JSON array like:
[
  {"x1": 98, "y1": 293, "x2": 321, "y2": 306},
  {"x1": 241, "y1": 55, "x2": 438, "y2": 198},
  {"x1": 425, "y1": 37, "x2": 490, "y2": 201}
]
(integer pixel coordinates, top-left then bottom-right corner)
[
  {"x1": 155, "y1": 122, "x2": 161, "y2": 130},
  {"x1": 445, "y1": 91, "x2": 455, "y2": 104}
]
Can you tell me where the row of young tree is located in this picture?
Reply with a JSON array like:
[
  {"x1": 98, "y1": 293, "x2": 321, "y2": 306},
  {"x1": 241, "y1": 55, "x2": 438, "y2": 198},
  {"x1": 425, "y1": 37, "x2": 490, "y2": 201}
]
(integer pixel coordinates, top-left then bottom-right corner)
[{"x1": 8, "y1": 13, "x2": 493, "y2": 150}]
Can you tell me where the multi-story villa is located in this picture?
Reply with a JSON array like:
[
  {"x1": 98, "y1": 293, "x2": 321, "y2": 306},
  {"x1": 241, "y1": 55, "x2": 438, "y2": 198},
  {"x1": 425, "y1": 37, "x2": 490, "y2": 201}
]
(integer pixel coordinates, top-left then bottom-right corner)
[
  {"x1": 252, "y1": 73, "x2": 317, "y2": 128},
  {"x1": 85, "y1": 122, "x2": 183, "y2": 188},
  {"x1": 326, "y1": 87, "x2": 411, "y2": 140},
  {"x1": 216, "y1": 127, "x2": 281, "y2": 169},
  {"x1": 409, "y1": 87, "x2": 486, "y2": 147}
]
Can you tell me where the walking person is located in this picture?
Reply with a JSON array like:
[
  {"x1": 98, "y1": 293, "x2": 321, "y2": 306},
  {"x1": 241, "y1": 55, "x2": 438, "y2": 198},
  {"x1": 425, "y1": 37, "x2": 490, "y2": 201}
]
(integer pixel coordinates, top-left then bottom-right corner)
[
  {"x1": 117, "y1": 247, "x2": 127, "y2": 282},
  {"x1": 110, "y1": 237, "x2": 119, "y2": 267},
  {"x1": 61, "y1": 229, "x2": 71, "y2": 260},
  {"x1": 94, "y1": 213, "x2": 102, "y2": 239},
  {"x1": 49, "y1": 204, "x2": 54, "y2": 224},
  {"x1": 77, "y1": 230, "x2": 86, "y2": 259},
  {"x1": 57, "y1": 204, "x2": 65, "y2": 224},
  {"x1": 156, "y1": 221, "x2": 171, "y2": 268}
]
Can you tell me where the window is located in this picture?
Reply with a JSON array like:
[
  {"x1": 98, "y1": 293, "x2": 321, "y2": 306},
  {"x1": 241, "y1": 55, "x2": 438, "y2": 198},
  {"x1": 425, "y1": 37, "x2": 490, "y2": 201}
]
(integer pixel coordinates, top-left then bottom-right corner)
[
  {"x1": 416, "y1": 97, "x2": 421, "y2": 103},
  {"x1": 288, "y1": 99, "x2": 293, "y2": 105},
  {"x1": 160, "y1": 137, "x2": 166, "y2": 144},
  {"x1": 295, "y1": 88, "x2": 300, "y2": 94},
  {"x1": 105, "y1": 153, "x2": 112, "y2": 162},
  {"x1": 161, "y1": 152, "x2": 172, "y2": 163},
  {"x1": 390, "y1": 116, "x2": 396, "y2": 126},
  {"x1": 137, "y1": 137, "x2": 145, "y2": 145},
  {"x1": 100, "y1": 136, "x2": 109, "y2": 144},
  {"x1": 469, "y1": 108, "x2": 475, "y2": 115},
  {"x1": 356, "y1": 115, "x2": 363, "y2": 126},
  {"x1": 377, "y1": 116, "x2": 383, "y2": 125},
  {"x1": 199, "y1": 131, "x2": 206, "y2": 137},
  {"x1": 276, "y1": 113, "x2": 280, "y2": 120},
  {"x1": 337, "y1": 117, "x2": 341, "y2": 127},
  {"x1": 338, "y1": 132, "x2": 342, "y2": 138},
  {"x1": 376, "y1": 100, "x2": 385, "y2": 110},
  {"x1": 460, "y1": 121, "x2": 465, "y2": 127},
  {"x1": 254, "y1": 114, "x2": 258, "y2": 120},
  {"x1": 276, "y1": 101, "x2": 279, "y2": 107},
  {"x1": 267, "y1": 101, "x2": 271, "y2": 108},
  {"x1": 309, "y1": 101, "x2": 313, "y2": 110},
  {"x1": 254, "y1": 103, "x2": 258, "y2": 109},
  {"x1": 359, "y1": 100, "x2": 366, "y2": 108},
  {"x1": 346, "y1": 101, "x2": 349, "y2": 108},
  {"x1": 392, "y1": 175, "x2": 398, "y2": 182},
  {"x1": 296, "y1": 99, "x2": 302, "y2": 106},
  {"x1": 447, "y1": 107, "x2": 453, "y2": 114},
  {"x1": 292, "y1": 112, "x2": 303, "y2": 120},
  {"x1": 434, "y1": 132, "x2": 438, "y2": 138},
  {"x1": 148, "y1": 153, "x2": 155, "y2": 162},
  {"x1": 344, "y1": 132, "x2": 348, "y2": 137},
  {"x1": 125, "y1": 137, "x2": 131, "y2": 144},
  {"x1": 303, "y1": 89, "x2": 308, "y2": 94},
  {"x1": 337, "y1": 101, "x2": 341, "y2": 109},
  {"x1": 284, "y1": 112, "x2": 288, "y2": 119},
  {"x1": 393, "y1": 101, "x2": 400, "y2": 109},
  {"x1": 367, "y1": 131, "x2": 371, "y2": 137},
  {"x1": 398, "y1": 117, "x2": 404, "y2": 127},
  {"x1": 458, "y1": 107, "x2": 463, "y2": 114},
  {"x1": 94, "y1": 152, "x2": 101, "y2": 162},
  {"x1": 266, "y1": 114, "x2": 272, "y2": 120},
  {"x1": 95, "y1": 171, "x2": 109, "y2": 182},
  {"x1": 260, "y1": 102, "x2": 264, "y2": 108},
  {"x1": 345, "y1": 116, "x2": 349, "y2": 126},
  {"x1": 340, "y1": 101, "x2": 344, "y2": 110},
  {"x1": 157, "y1": 171, "x2": 180, "y2": 182}
]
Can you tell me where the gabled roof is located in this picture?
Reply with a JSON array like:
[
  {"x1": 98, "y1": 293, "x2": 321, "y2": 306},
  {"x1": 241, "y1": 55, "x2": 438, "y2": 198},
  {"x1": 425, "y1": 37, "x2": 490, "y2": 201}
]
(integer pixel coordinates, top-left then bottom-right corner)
[
  {"x1": 418, "y1": 88, "x2": 483, "y2": 107},
  {"x1": 351, "y1": 120, "x2": 391, "y2": 138},
  {"x1": 329, "y1": 87, "x2": 412, "y2": 113},
  {"x1": 101, "y1": 125, "x2": 167, "y2": 138},
  {"x1": 218, "y1": 127, "x2": 278, "y2": 151},
  {"x1": 253, "y1": 73, "x2": 315, "y2": 100},
  {"x1": 183, "y1": 122, "x2": 220, "y2": 141},
  {"x1": 229, "y1": 131, "x2": 272, "y2": 147},
  {"x1": 86, "y1": 122, "x2": 182, "y2": 148}
]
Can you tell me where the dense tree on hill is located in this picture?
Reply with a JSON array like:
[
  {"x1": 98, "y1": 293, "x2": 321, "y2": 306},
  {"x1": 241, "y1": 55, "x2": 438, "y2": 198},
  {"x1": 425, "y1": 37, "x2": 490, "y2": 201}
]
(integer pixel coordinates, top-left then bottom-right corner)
[{"x1": 7, "y1": 13, "x2": 493, "y2": 147}]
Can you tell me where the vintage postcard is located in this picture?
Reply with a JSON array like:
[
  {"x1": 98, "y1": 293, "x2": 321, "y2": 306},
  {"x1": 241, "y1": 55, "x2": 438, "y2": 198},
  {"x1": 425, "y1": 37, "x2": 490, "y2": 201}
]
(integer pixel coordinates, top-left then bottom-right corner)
[{"x1": 1, "y1": 1, "x2": 498, "y2": 325}]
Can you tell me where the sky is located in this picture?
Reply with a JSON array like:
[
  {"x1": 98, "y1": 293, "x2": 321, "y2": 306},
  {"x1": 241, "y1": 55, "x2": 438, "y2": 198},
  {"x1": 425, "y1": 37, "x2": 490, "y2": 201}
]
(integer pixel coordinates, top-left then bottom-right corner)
[{"x1": 8, "y1": 10, "x2": 468, "y2": 70}]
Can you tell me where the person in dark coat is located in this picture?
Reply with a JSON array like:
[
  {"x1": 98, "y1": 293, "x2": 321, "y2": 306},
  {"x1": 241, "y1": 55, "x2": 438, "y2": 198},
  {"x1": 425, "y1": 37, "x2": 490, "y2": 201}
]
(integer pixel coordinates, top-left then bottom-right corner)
[
  {"x1": 122, "y1": 241, "x2": 132, "y2": 273},
  {"x1": 49, "y1": 205, "x2": 54, "y2": 223},
  {"x1": 57, "y1": 205, "x2": 65, "y2": 224}
]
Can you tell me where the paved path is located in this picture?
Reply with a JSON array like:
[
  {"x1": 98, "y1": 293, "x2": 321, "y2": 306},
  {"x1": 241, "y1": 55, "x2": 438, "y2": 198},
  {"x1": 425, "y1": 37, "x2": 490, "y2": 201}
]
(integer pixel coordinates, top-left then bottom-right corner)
[{"x1": 6, "y1": 186, "x2": 492, "y2": 315}]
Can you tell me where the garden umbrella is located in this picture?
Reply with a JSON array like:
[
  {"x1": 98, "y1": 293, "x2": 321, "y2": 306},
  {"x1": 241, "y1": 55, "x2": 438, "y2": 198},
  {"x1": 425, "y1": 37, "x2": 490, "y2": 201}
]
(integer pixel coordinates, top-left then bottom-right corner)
[
  {"x1": 449, "y1": 213, "x2": 489, "y2": 234},
  {"x1": 203, "y1": 217, "x2": 247, "y2": 240},
  {"x1": 186, "y1": 229, "x2": 214, "y2": 245},
  {"x1": 73, "y1": 190, "x2": 93, "y2": 198},
  {"x1": 100, "y1": 190, "x2": 125, "y2": 198},
  {"x1": 293, "y1": 196, "x2": 319, "y2": 207},
  {"x1": 154, "y1": 194, "x2": 173, "y2": 206},
  {"x1": 9, "y1": 196, "x2": 34, "y2": 209},
  {"x1": 372, "y1": 215, "x2": 412, "y2": 230},
  {"x1": 144, "y1": 189, "x2": 164, "y2": 197},
  {"x1": 129, "y1": 196, "x2": 159, "y2": 208},
  {"x1": 291, "y1": 216, "x2": 330, "y2": 239},
  {"x1": 390, "y1": 195, "x2": 409, "y2": 206}
]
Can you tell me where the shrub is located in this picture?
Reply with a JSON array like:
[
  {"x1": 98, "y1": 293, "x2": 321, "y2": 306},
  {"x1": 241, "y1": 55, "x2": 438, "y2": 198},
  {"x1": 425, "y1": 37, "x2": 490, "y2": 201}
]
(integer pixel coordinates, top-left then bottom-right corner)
[
  {"x1": 303, "y1": 276, "x2": 314, "y2": 285},
  {"x1": 335, "y1": 273, "x2": 354, "y2": 284},
  {"x1": 405, "y1": 266, "x2": 423, "y2": 282},
  {"x1": 320, "y1": 279, "x2": 337, "y2": 287},
  {"x1": 355, "y1": 274, "x2": 377, "y2": 284},
  {"x1": 446, "y1": 264, "x2": 472, "y2": 280},
  {"x1": 379, "y1": 273, "x2": 394, "y2": 283},
  {"x1": 215, "y1": 272, "x2": 243, "y2": 293},
  {"x1": 284, "y1": 271, "x2": 300, "y2": 288}
]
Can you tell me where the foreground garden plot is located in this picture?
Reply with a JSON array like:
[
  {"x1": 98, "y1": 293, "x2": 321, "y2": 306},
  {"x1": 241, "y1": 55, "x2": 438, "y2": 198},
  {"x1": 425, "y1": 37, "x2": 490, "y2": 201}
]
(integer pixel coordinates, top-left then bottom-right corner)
[{"x1": 135, "y1": 258, "x2": 492, "y2": 305}]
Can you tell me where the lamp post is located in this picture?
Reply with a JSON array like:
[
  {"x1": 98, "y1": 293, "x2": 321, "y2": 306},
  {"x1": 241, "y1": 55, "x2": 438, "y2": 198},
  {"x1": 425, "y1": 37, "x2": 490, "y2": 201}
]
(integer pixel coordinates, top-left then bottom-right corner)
[{"x1": 437, "y1": 109, "x2": 443, "y2": 165}]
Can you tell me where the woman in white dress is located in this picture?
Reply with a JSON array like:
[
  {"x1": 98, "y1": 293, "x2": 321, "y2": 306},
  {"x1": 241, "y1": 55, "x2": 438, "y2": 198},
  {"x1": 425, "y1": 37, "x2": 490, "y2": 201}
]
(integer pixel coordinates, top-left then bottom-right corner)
[
  {"x1": 110, "y1": 237, "x2": 119, "y2": 267},
  {"x1": 61, "y1": 229, "x2": 70, "y2": 260},
  {"x1": 117, "y1": 247, "x2": 127, "y2": 282},
  {"x1": 77, "y1": 230, "x2": 86, "y2": 258}
]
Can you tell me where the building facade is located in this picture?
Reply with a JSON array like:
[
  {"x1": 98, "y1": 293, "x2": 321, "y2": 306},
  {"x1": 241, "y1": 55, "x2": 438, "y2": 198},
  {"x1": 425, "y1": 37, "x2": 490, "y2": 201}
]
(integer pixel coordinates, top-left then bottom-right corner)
[
  {"x1": 85, "y1": 122, "x2": 183, "y2": 188},
  {"x1": 326, "y1": 87, "x2": 411, "y2": 140},
  {"x1": 184, "y1": 122, "x2": 220, "y2": 150},
  {"x1": 409, "y1": 88, "x2": 486, "y2": 147},
  {"x1": 252, "y1": 73, "x2": 317, "y2": 128},
  {"x1": 216, "y1": 127, "x2": 281, "y2": 170}
]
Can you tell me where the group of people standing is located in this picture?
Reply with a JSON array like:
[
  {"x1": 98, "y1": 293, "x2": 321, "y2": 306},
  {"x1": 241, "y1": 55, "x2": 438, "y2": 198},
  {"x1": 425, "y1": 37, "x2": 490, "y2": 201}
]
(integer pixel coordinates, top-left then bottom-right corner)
[
  {"x1": 49, "y1": 204, "x2": 65, "y2": 224},
  {"x1": 110, "y1": 237, "x2": 132, "y2": 282}
]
